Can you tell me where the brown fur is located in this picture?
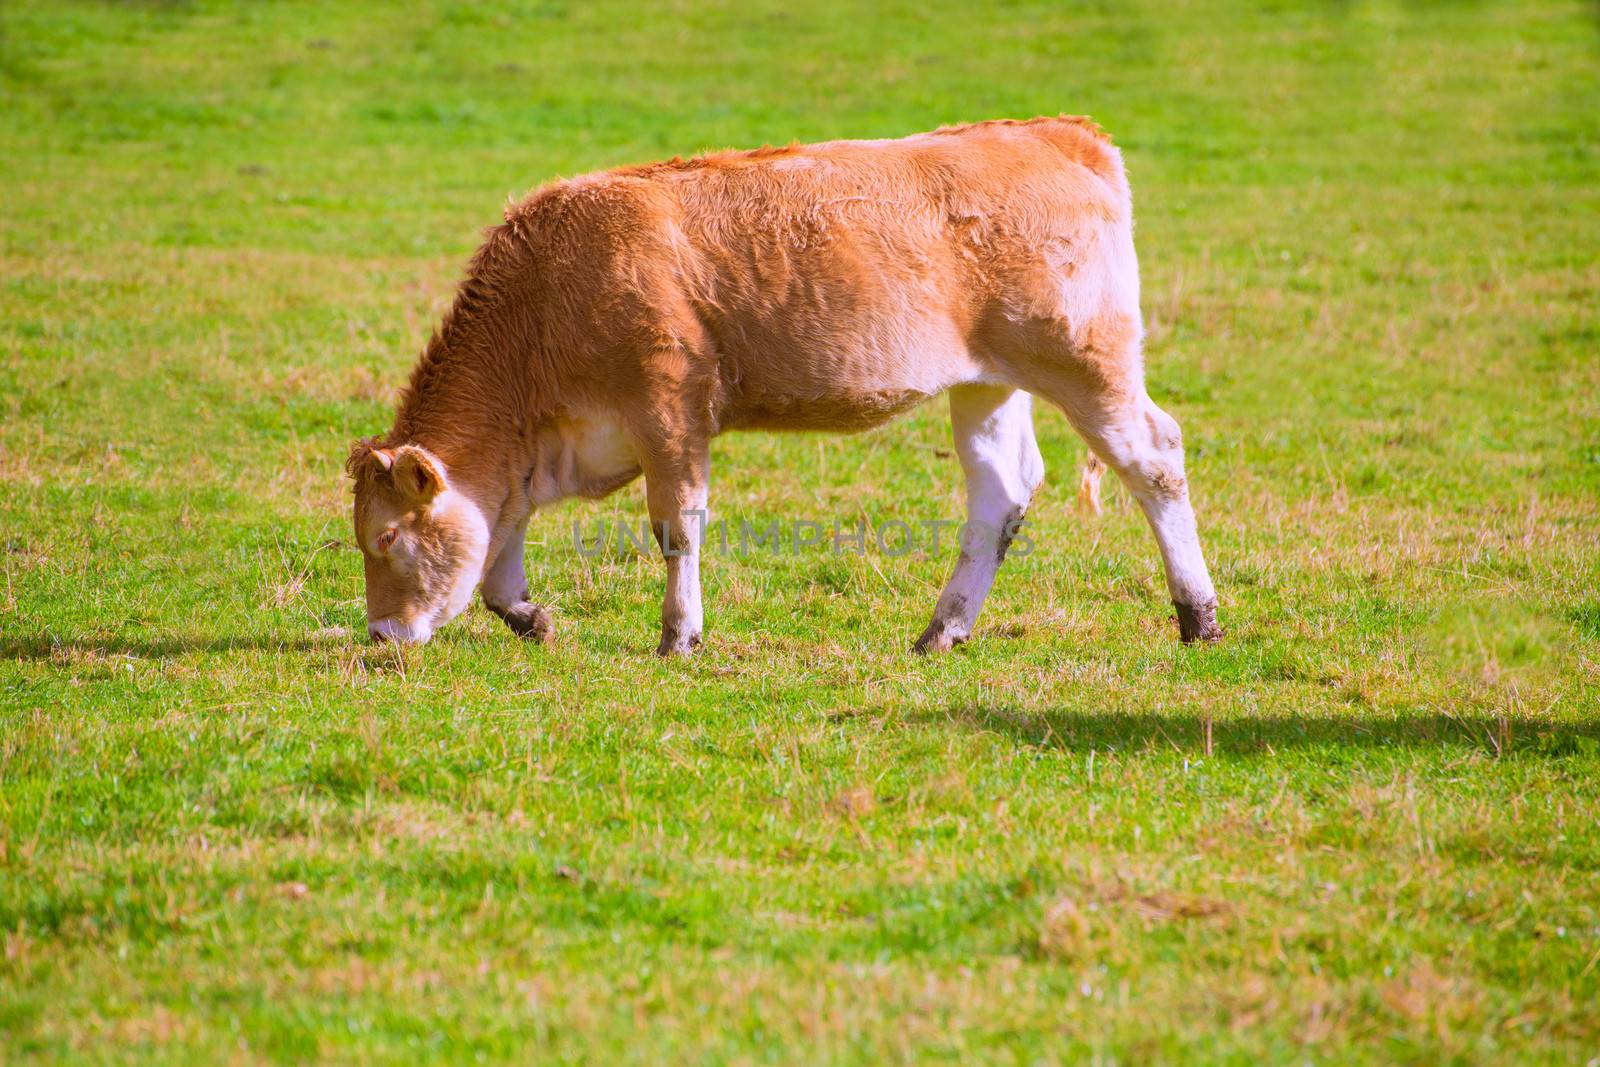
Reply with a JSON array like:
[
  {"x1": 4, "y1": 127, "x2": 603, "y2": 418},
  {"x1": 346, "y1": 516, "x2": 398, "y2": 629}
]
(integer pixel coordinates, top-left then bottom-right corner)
[
  {"x1": 363, "y1": 115, "x2": 1129, "y2": 473},
  {"x1": 346, "y1": 117, "x2": 1216, "y2": 647}
]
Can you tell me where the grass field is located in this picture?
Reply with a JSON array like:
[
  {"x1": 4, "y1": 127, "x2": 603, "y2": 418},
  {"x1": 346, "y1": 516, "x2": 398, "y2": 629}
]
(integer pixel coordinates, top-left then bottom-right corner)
[{"x1": 3, "y1": 0, "x2": 1599, "y2": 1061}]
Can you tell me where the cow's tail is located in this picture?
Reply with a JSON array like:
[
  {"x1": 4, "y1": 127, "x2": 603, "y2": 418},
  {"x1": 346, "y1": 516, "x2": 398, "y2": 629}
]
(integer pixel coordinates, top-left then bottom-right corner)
[{"x1": 1077, "y1": 453, "x2": 1105, "y2": 514}]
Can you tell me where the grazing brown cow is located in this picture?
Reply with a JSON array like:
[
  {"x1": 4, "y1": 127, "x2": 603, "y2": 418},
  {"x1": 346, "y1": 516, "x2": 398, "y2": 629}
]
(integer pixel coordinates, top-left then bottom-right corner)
[{"x1": 346, "y1": 116, "x2": 1222, "y2": 653}]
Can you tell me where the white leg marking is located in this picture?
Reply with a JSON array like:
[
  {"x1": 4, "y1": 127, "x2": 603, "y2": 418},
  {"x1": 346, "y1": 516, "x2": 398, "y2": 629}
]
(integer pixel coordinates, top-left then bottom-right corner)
[
  {"x1": 1088, "y1": 394, "x2": 1220, "y2": 641},
  {"x1": 481, "y1": 519, "x2": 530, "y2": 612},
  {"x1": 915, "y1": 386, "x2": 1044, "y2": 653},
  {"x1": 646, "y1": 459, "x2": 709, "y2": 657},
  {"x1": 481, "y1": 516, "x2": 552, "y2": 642}
]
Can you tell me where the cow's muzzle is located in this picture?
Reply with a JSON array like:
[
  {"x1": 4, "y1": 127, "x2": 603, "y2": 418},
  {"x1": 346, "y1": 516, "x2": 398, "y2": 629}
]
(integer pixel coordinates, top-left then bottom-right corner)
[{"x1": 367, "y1": 616, "x2": 433, "y2": 644}]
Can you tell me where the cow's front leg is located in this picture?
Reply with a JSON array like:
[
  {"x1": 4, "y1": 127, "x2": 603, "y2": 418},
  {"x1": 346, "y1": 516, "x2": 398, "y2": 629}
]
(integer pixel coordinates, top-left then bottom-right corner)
[
  {"x1": 481, "y1": 519, "x2": 553, "y2": 643},
  {"x1": 916, "y1": 386, "x2": 1045, "y2": 654},
  {"x1": 641, "y1": 442, "x2": 710, "y2": 657}
]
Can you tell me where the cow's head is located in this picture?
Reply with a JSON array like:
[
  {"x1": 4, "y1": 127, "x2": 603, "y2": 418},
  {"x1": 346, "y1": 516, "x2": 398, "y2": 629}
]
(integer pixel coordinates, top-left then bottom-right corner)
[{"x1": 345, "y1": 440, "x2": 490, "y2": 643}]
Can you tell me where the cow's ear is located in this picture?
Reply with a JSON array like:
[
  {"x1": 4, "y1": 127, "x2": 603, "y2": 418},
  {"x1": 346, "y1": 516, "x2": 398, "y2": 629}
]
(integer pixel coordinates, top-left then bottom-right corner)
[
  {"x1": 345, "y1": 438, "x2": 393, "y2": 480},
  {"x1": 393, "y1": 445, "x2": 445, "y2": 504}
]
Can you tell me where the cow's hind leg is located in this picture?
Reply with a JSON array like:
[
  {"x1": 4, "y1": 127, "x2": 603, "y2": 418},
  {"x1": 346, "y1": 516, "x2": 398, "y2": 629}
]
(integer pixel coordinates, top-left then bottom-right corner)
[
  {"x1": 1091, "y1": 393, "x2": 1221, "y2": 641},
  {"x1": 1038, "y1": 373, "x2": 1222, "y2": 644},
  {"x1": 915, "y1": 385, "x2": 1045, "y2": 654}
]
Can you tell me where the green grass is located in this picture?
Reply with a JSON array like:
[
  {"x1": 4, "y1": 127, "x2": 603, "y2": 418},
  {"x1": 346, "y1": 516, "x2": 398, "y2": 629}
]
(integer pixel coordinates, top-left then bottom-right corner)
[{"x1": 2, "y1": 0, "x2": 1599, "y2": 1061}]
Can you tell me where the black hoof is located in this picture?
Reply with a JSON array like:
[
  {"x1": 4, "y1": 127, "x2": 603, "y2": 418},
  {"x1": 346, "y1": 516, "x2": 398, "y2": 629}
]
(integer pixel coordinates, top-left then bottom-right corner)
[
  {"x1": 656, "y1": 630, "x2": 702, "y2": 657},
  {"x1": 491, "y1": 601, "x2": 553, "y2": 643},
  {"x1": 1175, "y1": 600, "x2": 1223, "y2": 644},
  {"x1": 913, "y1": 619, "x2": 965, "y2": 655}
]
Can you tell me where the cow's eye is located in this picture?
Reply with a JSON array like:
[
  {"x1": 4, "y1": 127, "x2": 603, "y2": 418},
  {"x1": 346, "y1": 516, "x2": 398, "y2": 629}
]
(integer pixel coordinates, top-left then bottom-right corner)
[{"x1": 376, "y1": 527, "x2": 399, "y2": 553}]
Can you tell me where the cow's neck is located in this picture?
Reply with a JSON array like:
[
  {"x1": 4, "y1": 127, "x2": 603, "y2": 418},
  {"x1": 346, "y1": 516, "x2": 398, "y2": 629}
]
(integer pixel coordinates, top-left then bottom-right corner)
[
  {"x1": 387, "y1": 329, "x2": 540, "y2": 544},
  {"x1": 383, "y1": 280, "x2": 643, "y2": 563}
]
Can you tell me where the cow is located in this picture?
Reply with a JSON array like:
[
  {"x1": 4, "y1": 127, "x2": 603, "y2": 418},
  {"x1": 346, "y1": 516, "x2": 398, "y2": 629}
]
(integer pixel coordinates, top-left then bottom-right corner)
[{"x1": 345, "y1": 116, "x2": 1222, "y2": 654}]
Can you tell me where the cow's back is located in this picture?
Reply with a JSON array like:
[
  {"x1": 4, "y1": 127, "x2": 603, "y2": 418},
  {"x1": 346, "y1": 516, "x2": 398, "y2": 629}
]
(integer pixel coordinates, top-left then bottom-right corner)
[{"x1": 512, "y1": 118, "x2": 1135, "y2": 432}]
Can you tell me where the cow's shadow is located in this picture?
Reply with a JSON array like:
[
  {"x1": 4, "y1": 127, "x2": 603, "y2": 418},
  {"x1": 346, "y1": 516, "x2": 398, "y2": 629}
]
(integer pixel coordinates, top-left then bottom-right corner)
[
  {"x1": 1, "y1": 631, "x2": 338, "y2": 661},
  {"x1": 906, "y1": 703, "x2": 1600, "y2": 758}
]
